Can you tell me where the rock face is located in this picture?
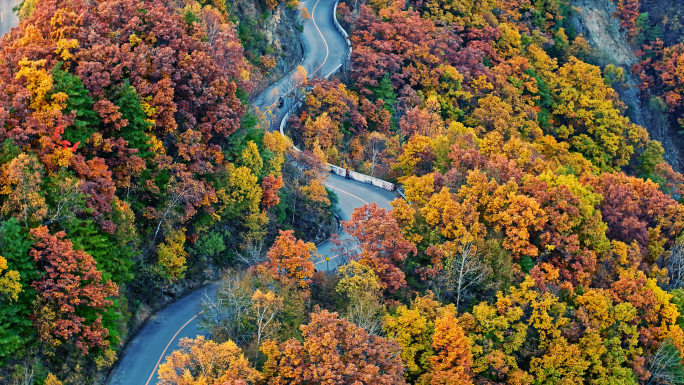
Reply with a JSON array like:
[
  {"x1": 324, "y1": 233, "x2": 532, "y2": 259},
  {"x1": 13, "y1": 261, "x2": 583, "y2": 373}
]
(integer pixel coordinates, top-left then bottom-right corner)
[
  {"x1": 571, "y1": 0, "x2": 682, "y2": 171},
  {"x1": 264, "y1": 6, "x2": 303, "y2": 76},
  {"x1": 234, "y1": 0, "x2": 304, "y2": 90}
]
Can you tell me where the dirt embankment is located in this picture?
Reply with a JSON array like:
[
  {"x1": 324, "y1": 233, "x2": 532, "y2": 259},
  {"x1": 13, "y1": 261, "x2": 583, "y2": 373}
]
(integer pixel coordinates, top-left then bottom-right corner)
[{"x1": 571, "y1": 0, "x2": 682, "y2": 171}]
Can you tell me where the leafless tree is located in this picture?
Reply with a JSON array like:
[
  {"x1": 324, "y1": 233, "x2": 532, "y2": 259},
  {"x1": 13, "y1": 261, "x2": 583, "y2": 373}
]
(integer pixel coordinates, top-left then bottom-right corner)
[
  {"x1": 645, "y1": 339, "x2": 684, "y2": 385},
  {"x1": 279, "y1": 65, "x2": 308, "y2": 105},
  {"x1": 198, "y1": 273, "x2": 254, "y2": 345},
  {"x1": 9, "y1": 359, "x2": 36, "y2": 385},
  {"x1": 251, "y1": 289, "x2": 283, "y2": 362},
  {"x1": 666, "y1": 241, "x2": 684, "y2": 290},
  {"x1": 345, "y1": 292, "x2": 385, "y2": 336},
  {"x1": 366, "y1": 132, "x2": 387, "y2": 177},
  {"x1": 236, "y1": 236, "x2": 267, "y2": 266},
  {"x1": 201, "y1": 7, "x2": 222, "y2": 45},
  {"x1": 428, "y1": 243, "x2": 490, "y2": 310},
  {"x1": 42, "y1": 176, "x2": 83, "y2": 227},
  {"x1": 151, "y1": 171, "x2": 210, "y2": 244}
]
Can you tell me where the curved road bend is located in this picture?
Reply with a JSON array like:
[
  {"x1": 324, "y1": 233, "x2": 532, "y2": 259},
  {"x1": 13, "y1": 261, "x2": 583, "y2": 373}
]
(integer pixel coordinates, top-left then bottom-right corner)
[
  {"x1": 108, "y1": 0, "x2": 394, "y2": 383},
  {"x1": 0, "y1": 0, "x2": 20, "y2": 36},
  {"x1": 252, "y1": 0, "x2": 348, "y2": 114},
  {"x1": 109, "y1": 175, "x2": 396, "y2": 384}
]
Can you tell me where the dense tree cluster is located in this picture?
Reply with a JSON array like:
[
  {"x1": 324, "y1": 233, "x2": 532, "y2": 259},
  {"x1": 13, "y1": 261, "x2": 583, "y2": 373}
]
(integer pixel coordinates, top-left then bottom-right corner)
[
  {"x1": 5, "y1": 0, "x2": 684, "y2": 382},
  {"x1": 0, "y1": 0, "x2": 334, "y2": 381},
  {"x1": 206, "y1": 0, "x2": 684, "y2": 383}
]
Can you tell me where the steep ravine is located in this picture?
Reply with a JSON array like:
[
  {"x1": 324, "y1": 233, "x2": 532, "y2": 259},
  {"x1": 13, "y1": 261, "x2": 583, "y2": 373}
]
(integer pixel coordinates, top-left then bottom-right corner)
[{"x1": 571, "y1": 0, "x2": 682, "y2": 171}]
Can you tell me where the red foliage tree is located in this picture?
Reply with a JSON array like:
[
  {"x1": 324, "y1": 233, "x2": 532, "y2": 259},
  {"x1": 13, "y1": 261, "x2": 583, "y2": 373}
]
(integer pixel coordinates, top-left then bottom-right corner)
[
  {"x1": 615, "y1": 0, "x2": 640, "y2": 36},
  {"x1": 261, "y1": 175, "x2": 284, "y2": 209},
  {"x1": 30, "y1": 226, "x2": 118, "y2": 354},
  {"x1": 341, "y1": 203, "x2": 417, "y2": 292},
  {"x1": 583, "y1": 172, "x2": 684, "y2": 265}
]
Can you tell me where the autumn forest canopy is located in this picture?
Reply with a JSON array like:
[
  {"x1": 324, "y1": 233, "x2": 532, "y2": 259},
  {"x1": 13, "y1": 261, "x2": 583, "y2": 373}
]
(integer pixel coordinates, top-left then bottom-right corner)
[{"x1": 2, "y1": 0, "x2": 684, "y2": 383}]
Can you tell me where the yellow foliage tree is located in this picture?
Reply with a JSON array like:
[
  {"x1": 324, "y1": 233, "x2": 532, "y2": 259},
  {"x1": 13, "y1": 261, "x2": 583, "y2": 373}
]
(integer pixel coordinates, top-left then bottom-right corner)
[
  {"x1": 549, "y1": 57, "x2": 649, "y2": 171},
  {"x1": 383, "y1": 294, "x2": 442, "y2": 379},
  {"x1": 0, "y1": 256, "x2": 21, "y2": 302},
  {"x1": 158, "y1": 336, "x2": 260, "y2": 385},
  {"x1": 241, "y1": 141, "x2": 263, "y2": 176},
  {"x1": 301, "y1": 179, "x2": 330, "y2": 213},
  {"x1": 44, "y1": 374, "x2": 63, "y2": 385},
  {"x1": 263, "y1": 131, "x2": 289, "y2": 176},
  {"x1": 15, "y1": 58, "x2": 68, "y2": 126},
  {"x1": 396, "y1": 135, "x2": 433, "y2": 177},
  {"x1": 225, "y1": 164, "x2": 262, "y2": 216},
  {"x1": 157, "y1": 228, "x2": 188, "y2": 279},
  {"x1": 336, "y1": 260, "x2": 382, "y2": 296}
]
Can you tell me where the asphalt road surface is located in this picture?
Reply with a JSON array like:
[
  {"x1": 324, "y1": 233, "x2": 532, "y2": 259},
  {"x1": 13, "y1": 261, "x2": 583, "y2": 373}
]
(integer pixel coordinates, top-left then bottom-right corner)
[
  {"x1": 107, "y1": 0, "x2": 395, "y2": 383},
  {"x1": 251, "y1": 0, "x2": 348, "y2": 120},
  {"x1": 0, "y1": 0, "x2": 20, "y2": 36},
  {"x1": 108, "y1": 175, "x2": 396, "y2": 384}
]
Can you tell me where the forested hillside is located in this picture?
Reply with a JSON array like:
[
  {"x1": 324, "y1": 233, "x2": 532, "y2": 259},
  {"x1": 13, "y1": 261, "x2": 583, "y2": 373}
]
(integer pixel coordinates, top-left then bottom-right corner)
[
  {"x1": 3, "y1": 0, "x2": 684, "y2": 383},
  {"x1": 0, "y1": 0, "x2": 335, "y2": 381}
]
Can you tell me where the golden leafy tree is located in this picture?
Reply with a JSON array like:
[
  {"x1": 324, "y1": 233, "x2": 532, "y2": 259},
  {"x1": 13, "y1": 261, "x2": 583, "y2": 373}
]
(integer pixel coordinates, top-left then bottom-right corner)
[
  {"x1": 1, "y1": 154, "x2": 48, "y2": 227},
  {"x1": 158, "y1": 336, "x2": 260, "y2": 385},
  {"x1": 241, "y1": 141, "x2": 263, "y2": 176},
  {"x1": 0, "y1": 256, "x2": 21, "y2": 303},
  {"x1": 157, "y1": 228, "x2": 188, "y2": 279},
  {"x1": 303, "y1": 112, "x2": 340, "y2": 151},
  {"x1": 15, "y1": 58, "x2": 68, "y2": 127},
  {"x1": 301, "y1": 179, "x2": 331, "y2": 214},
  {"x1": 44, "y1": 374, "x2": 63, "y2": 385},
  {"x1": 549, "y1": 57, "x2": 649, "y2": 171},
  {"x1": 383, "y1": 294, "x2": 442, "y2": 379},
  {"x1": 261, "y1": 310, "x2": 406, "y2": 384},
  {"x1": 263, "y1": 131, "x2": 290, "y2": 176}
]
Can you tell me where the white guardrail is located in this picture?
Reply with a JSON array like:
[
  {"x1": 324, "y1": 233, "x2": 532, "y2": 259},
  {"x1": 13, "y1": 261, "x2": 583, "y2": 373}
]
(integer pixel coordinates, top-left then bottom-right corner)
[
  {"x1": 279, "y1": 108, "x2": 395, "y2": 191},
  {"x1": 333, "y1": 0, "x2": 352, "y2": 56},
  {"x1": 278, "y1": 5, "x2": 395, "y2": 193}
]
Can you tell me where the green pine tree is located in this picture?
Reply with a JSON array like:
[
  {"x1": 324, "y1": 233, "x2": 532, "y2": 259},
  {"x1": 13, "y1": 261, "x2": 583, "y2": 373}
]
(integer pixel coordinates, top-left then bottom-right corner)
[
  {"x1": 51, "y1": 63, "x2": 101, "y2": 144},
  {"x1": 66, "y1": 218, "x2": 134, "y2": 285},
  {"x1": 0, "y1": 218, "x2": 37, "y2": 360},
  {"x1": 111, "y1": 81, "x2": 152, "y2": 157}
]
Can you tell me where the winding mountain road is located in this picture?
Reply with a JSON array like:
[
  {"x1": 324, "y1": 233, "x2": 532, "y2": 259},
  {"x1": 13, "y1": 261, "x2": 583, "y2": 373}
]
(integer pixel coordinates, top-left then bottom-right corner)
[
  {"x1": 107, "y1": 0, "x2": 397, "y2": 384},
  {"x1": 0, "y1": 0, "x2": 393, "y2": 382},
  {"x1": 251, "y1": 0, "x2": 348, "y2": 113},
  {"x1": 0, "y1": 0, "x2": 20, "y2": 36}
]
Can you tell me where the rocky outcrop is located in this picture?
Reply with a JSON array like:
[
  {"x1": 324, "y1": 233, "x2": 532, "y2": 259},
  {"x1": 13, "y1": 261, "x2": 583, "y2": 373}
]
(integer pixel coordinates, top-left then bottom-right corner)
[
  {"x1": 234, "y1": 0, "x2": 304, "y2": 90},
  {"x1": 571, "y1": 0, "x2": 682, "y2": 171}
]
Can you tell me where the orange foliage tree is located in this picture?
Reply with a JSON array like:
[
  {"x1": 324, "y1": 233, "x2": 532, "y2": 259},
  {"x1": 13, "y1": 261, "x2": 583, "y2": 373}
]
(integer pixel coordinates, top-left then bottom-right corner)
[
  {"x1": 158, "y1": 336, "x2": 261, "y2": 385},
  {"x1": 261, "y1": 310, "x2": 406, "y2": 384},
  {"x1": 266, "y1": 230, "x2": 318, "y2": 289}
]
